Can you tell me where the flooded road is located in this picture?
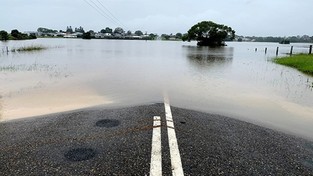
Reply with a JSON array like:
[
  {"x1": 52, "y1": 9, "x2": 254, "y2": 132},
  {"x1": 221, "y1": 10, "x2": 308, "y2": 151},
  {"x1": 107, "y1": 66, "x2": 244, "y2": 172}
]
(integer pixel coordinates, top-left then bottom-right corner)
[{"x1": 1, "y1": 39, "x2": 313, "y2": 139}]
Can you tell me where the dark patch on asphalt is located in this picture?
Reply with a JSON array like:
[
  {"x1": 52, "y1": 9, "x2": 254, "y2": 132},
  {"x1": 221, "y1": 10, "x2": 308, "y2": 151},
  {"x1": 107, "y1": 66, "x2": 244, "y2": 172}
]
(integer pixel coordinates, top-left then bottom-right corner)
[
  {"x1": 180, "y1": 121, "x2": 186, "y2": 124},
  {"x1": 64, "y1": 148, "x2": 96, "y2": 162},
  {"x1": 95, "y1": 119, "x2": 120, "y2": 128}
]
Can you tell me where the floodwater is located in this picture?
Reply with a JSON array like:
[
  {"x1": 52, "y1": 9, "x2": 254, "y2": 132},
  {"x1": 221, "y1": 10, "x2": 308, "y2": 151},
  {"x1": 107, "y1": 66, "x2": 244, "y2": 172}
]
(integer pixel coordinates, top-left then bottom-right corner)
[{"x1": 1, "y1": 39, "x2": 313, "y2": 139}]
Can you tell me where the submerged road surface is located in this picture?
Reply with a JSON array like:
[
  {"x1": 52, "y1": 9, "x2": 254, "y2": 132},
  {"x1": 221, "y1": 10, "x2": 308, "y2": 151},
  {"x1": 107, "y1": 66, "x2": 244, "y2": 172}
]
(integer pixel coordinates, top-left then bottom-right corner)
[{"x1": 1, "y1": 103, "x2": 313, "y2": 175}]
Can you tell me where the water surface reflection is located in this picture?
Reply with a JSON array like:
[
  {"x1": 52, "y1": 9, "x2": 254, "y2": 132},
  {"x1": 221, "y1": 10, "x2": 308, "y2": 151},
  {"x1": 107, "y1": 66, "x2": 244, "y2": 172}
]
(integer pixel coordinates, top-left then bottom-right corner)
[{"x1": 185, "y1": 46, "x2": 233, "y2": 69}]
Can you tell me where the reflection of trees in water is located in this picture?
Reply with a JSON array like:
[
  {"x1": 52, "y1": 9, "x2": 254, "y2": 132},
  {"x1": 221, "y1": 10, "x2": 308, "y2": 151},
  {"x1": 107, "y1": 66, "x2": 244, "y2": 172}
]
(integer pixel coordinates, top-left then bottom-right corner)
[{"x1": 184, "y1": 46, "x2": 234, "y2": 69}]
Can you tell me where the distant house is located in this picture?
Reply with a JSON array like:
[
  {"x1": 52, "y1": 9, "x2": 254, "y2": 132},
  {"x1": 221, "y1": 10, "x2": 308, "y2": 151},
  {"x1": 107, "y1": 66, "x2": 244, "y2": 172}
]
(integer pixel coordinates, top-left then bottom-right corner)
[
  {"x1": 64, "y1": 32, "x2": 83, "y2": 38},
  {"x1": 24, "y1": 31, "x2": 38, "y2": 36},
  {"x1": 95, "y1": 33, "x2": 112, "y2": 39},
  {"x1": 95, "y1": 33, "x2": 104, "y2": 39},
  {"x1": 64, "y1": 34, "x2": 77, "y2": 38},
  {"x1": 56, "y1": 32, "x2": 66, "y2": 37},
  {"x1": 114, "y1": 33, "x2": 123, "y2": 37},
  {"x1": 131, "y1": 35, "x2": 142, "y2": 39}
]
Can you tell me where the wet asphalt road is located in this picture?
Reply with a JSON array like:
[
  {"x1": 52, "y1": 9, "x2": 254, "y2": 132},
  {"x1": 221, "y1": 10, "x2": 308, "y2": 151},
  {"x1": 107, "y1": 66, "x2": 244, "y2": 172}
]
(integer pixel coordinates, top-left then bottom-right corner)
[{"x1": 1, "y1": 103, "x2": 313, "y2": 175}]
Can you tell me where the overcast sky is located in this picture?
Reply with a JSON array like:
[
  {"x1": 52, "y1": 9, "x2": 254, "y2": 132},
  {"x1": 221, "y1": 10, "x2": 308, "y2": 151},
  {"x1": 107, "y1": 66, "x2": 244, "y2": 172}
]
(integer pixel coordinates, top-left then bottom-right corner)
[{"x1": 1, "y1": 0, "x2": 312, "y2": 36}]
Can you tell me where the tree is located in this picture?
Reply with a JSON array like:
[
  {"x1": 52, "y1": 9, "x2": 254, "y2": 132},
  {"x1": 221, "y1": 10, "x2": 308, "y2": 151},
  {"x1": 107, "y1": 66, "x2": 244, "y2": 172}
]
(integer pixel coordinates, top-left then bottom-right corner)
[
  {"x1": 134, "y1": 30, "x2": 143, "y2": 36},
  {"x1": 0, "y1": 30, "x2": 9, "y2": 41},
  {"x1": 29, "y1": 33, "x2": 37, "y2": 39},
  {"x1": 126, "y1": 30, "x2": 132, "y2": 36},
  {"x1": 105, "y1": 27, "x2": 113, "y2": 34},
  {"x1": 114, "y1": 27, "x2": 124, "y2": 35},
  {"x1": 149, "y1": 33, "x2": 158, "y2": 40},
  {"x1": 82, "y1": 32, "x2": 91, "y2": 39},
  {"x1": 11, "y1": 29, "x2": 20, "y2": 38},
  {"x1": 182, "y1": 33, "x2": 188, "y2": 41},
  {"x1": 88, "y1": 30, "x2": 95, "y2": 38},
  {"x1": 184, "y1": 21, "x2": 235, "y2": 46},
  {"x1": 75, "y1": 26, "x2": 85, "y2": 33},
  {"x1": 161, "y1": 34, "x2": 170, "y2": 40},
  {"x1": 66, "y1": 26, "x2": 73, "y2": 33},
  {"x1": 175, "y1": 33, "x2": 182, "y2": 39}
]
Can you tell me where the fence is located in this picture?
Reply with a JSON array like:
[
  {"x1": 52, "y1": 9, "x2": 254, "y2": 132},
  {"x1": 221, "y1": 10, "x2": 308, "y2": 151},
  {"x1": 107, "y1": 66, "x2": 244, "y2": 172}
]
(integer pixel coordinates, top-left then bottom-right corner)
[{"x1": 263, "y1": 44, "x2": 312, "y2": 56}]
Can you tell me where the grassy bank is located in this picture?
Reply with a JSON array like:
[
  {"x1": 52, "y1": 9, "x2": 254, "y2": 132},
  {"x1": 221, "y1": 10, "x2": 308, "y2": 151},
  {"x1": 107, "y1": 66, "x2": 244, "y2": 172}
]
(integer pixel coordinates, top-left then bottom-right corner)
[
  {"x1": 274, "y1": 54, "x2": 313, "y2": 75},
  {"x1": 11, "y1": 45, "x2": 46, "y2": 52}
]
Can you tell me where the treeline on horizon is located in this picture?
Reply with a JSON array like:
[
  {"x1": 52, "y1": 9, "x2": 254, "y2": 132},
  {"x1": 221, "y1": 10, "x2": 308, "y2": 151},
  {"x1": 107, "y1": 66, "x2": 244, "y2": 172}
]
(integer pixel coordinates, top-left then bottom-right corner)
[
  {"x1": 1, "y1": 26, "x2": 313, "y2": 43},
  {"x1": 0, "y1": 29, "x2": 36, "y2": 41},
  {"x1": 237, "y1": 35, "x2": 313, "y2": 43},
  {"x1": 38, "y1": 26, "x2": 159, "y2": 40}
]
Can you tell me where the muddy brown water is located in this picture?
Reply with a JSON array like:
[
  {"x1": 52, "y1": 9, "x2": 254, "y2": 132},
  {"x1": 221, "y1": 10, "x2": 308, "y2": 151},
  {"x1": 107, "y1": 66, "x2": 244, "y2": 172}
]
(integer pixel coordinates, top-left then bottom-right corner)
[{"x1": 1, "y1": 39, "x2": 313, "y2": 140}]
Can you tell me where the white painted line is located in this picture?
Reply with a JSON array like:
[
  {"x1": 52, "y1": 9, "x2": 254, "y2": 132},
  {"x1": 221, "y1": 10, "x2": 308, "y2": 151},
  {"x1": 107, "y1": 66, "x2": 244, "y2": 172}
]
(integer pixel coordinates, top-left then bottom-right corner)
[
  {"x1": 164, "y1": 98, "x2": 184, "y2": 176},
  {"x1": 150, "y1": 116, "x2": 162, "y2": 176}
]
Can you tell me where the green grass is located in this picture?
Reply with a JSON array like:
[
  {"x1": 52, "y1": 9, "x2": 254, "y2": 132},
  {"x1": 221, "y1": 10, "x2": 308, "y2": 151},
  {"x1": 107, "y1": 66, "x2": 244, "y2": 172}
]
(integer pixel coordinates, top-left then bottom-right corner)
[
  {"x1": 11, "y1": 45, "x2": 46, "y2": 52},
  {"x1": 274, "y1": 54, "x2": 313, "y2": 75}
]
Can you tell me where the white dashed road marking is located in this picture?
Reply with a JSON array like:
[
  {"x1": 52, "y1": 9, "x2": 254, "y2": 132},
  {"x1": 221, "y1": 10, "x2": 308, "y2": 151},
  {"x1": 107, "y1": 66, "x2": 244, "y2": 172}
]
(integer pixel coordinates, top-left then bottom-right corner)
[{"x1": 150, "y1": 116, "x2": 162, "y2": 176}]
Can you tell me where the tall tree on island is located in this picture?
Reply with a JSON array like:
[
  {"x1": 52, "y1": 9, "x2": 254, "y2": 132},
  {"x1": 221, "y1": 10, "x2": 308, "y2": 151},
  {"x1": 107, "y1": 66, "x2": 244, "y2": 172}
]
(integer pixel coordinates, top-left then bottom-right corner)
[{"x1": 183, "y1": 21, "x2": 235, "y2": 46}]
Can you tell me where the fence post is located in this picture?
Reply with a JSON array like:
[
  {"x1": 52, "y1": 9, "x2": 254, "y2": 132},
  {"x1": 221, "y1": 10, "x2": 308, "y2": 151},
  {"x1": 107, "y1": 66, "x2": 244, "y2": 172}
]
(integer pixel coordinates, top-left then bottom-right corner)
[
  {"x1": 290, "y1": 46, "x2": 293, "y2": 55},
  {"x1": 309, "y1": 45, "x2": 312, "y2": 54},
  {"x1": 276, "y1": 47, "x2": 279, "y2": 56},
  {"x1": 265, "y1": 47, "x2": 267, "y2": 54}
]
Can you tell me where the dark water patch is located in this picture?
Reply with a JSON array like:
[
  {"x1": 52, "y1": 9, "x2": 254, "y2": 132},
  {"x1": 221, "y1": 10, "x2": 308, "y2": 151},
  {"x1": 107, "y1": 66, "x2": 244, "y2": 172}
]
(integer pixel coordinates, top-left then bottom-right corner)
[
  {"x1": 96, "y1": 119, "x2": 120, "y2": 128},
  {"x1": 305, "y1": 142, "x2": 313, "y2": 153},
  {"x1": 64, "y1": 148, "x2": 96, "y2": 162},
  {"x1": 303, "y1": 160, "x2": 313, "y2": 169}
]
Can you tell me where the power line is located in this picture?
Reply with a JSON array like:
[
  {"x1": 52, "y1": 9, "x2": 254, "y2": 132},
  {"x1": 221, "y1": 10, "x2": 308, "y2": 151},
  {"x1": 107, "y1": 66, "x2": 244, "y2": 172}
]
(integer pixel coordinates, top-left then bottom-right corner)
[
  {"x1": 95, "y1": 0, "x2": 126, "y2": 28},
  {"x1": 83, "y1": 0, "x2": 120, "y2": 27},
  {"x1": 83, "y1": 0, "x2": 114, "y2": 25},
  {"x1": 89, "y1": 0, "x2": 118, "y2": 25}
]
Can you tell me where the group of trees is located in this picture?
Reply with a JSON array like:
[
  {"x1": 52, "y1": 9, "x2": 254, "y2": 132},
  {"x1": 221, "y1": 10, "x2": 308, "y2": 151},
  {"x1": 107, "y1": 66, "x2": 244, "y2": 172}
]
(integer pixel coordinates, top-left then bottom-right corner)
[
  {"x1": 99, "y1": 27, "x2": 146, "y2": 37},
  {"x1": 64, "y1": 26, "x2": 86, "y2": 33},
  {"x1": 161, "y1": 33, "x2": 183, "y2": 40},
  {"x1": 97, "y1": 27, "x2": 158, "y2": 40},
  {"x1": 0, "y1": 29, "x2": 36, "y2": 41},
  {"x1": 237, "y1": 35, "x2": 313, "y2": 43},
  {"x1": 100, "y1": 27, "x2": 113, "y2": 34},
  {"x1": 37, "y1": 27, "x2": 58, "y2": 34},
  {"x1": 35, "y1": 26, "x2": 157, "y2": 39}
]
